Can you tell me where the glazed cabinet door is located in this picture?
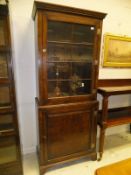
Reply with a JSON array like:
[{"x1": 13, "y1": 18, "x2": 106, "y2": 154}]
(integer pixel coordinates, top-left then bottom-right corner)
[{"x1": 37, "y1": 12, "x2": 101, "y2": 102}]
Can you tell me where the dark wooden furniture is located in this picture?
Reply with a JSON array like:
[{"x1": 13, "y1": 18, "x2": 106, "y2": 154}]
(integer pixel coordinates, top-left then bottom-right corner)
[
  {"x1": 32, "y1": 1, "x2": 106, "y2": 174},
  {"x1": 97, "y1": 79, "x2": 131, "y2": 160},
  {"x1": 0, "y1": 3, "x2": 23, "y2": 175}
]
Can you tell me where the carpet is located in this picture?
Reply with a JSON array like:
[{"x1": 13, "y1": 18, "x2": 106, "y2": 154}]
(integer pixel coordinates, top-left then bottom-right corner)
[{"x1": 95, "y1": 158, "x2": 131, "y2": 175}]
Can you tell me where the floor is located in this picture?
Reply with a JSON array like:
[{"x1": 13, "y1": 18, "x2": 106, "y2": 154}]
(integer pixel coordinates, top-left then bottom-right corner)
[{"x1": 23, "y1": 132, "x2": 131, "y2": 175}]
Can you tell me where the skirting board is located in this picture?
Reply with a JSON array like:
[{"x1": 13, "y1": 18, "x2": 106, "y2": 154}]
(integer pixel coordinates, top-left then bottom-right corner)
[{"x1": 22, "y1": 146, "x2": 36, "y2": 155}]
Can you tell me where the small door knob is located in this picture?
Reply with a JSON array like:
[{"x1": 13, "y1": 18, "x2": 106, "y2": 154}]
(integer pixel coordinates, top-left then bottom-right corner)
[{"x1": 42, "y1": 49, "x2": 46, "y2": 53}]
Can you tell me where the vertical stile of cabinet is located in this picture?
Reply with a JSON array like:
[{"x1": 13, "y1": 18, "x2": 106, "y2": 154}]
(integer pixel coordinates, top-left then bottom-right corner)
[
  {"x1": 0, "y1": 4, "x2": 23, "y2": 175},
  {"x1": 32, "y1": 1, "x2": 106, "y2": 174}
]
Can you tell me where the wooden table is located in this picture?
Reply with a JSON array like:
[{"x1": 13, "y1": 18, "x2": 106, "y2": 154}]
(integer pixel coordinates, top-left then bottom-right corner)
[
  {"x1": 97, "y1": 86, "x2": 131, "y2": 160},
  {"x1": 95, "y1": 158, "x2": 131, "y2": 175}
]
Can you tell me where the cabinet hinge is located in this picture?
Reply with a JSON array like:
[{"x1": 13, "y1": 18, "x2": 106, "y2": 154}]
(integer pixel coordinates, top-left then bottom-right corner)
[
  {"x1": 91, "y1": 143, "x2": 95, "y2": 148},
  {"x1": 94, "y1": 111, "x2": 98, "y2": 116},
  {"x1": 94, "y1": 60, "x2": 98, "y2": 65},
  {"x1": 92, "y1": 89, "x2": 97, "y2": 94},
  {"x1": 97, "y1": 28, "x2": 101, "y2": 35}
]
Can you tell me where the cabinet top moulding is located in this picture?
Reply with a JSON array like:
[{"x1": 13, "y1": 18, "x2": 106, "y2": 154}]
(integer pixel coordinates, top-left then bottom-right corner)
[{"x1": 32, "y1": 1, "x2": 107, "y2": 20}]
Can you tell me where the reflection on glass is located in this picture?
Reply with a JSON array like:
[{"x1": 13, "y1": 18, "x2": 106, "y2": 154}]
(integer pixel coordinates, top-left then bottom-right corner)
[
  {"x1": 0, "y1": 54, "x2": 8, "y2": 78},
  {"x1": 0, "y1": 19, "x2": 6, "y2": 46},
  {"x1": 0, "y1": 114, "x2": 13, "y2": 132},
  {"x1": 0, "y1": 86, "x2": 10, "y2": 105},
  {"x1": 0, "y1": 136, "x2": 17, "y2": 164}
]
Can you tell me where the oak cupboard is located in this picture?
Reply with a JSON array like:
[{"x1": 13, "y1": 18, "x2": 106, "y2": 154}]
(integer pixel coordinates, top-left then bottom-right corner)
[{"x1": 32, "y1": 1, "x2": 106, "y2": 174}]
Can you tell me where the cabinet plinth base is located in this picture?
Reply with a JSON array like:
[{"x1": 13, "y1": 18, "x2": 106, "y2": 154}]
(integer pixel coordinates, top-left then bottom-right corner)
[{"x1": 39, "y1": 152, "x2": 97, "y2": 175}]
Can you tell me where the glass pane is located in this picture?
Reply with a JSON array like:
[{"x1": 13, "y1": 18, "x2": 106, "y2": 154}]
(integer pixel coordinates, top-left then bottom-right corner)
[
  {"x1": 0, "y1": 136, "x2": 17, "y2": 164},
  {"x1": 48, "y1": 81, "x2": 70, "y2": 97},
  {"x1": 0, "y1": 19, "x2": 6, "y2": 46},
  {"x1": 72, "y1": 62, "x2": 92, "y2": 79},
  {"x1": 0, "y1": 86, "x2": 10, "y2": 105},
  {"x1": 70, "y1": 79, "x2": 91, "y2": 95},
  {"x1": 48, "y1": 21, "x2": 72, "y2": 42},
  {"x1": 48, "y1": 21, "x2": 95, "y2": 44},
  {"x1": 71, "y1": 45, "x2": 93, "y2": 62},
  {"x1": 0, "y1": 114, "x2": 13, "y2": 132},
  {"x1": 48, "y1": 62, "x2": 71, "y2": 79},
  {"x1": 72, "y1": 24, "x2": 95, "y2": 43},
  {"x1": 0, "y1": 54, "x2": 8, "y2": 78},
  {"x1": 48, "y1": 43, "x2": 72, "y2": 61}
]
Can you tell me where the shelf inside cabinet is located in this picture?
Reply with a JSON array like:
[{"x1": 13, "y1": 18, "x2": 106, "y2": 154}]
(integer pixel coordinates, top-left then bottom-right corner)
[
  {"x1": 47, "y1": 61, "x2": 92, "y2": 63},
  {"x1": 48, "y1": 78, "x2": 91, "y2": 81},
  {"x1": 48, "y1": 40, "x2": 94, "y2": 46},
  {"x1": 0, "y1": 123, "x2": 14, "y2": 133}
]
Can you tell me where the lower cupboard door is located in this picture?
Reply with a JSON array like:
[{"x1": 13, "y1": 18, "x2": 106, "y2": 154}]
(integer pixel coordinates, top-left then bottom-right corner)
[
  {"x1": 46, "y1": 110, "x2": 93, "y2": 160},
  {"x1": 0, "y1": 136, "x2": 18, "y2": 165}
]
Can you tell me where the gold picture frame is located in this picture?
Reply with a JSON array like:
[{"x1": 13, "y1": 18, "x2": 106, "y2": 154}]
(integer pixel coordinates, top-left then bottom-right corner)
[{"x1": 103, "y1": 34, "x2": 131, "y2": 67}]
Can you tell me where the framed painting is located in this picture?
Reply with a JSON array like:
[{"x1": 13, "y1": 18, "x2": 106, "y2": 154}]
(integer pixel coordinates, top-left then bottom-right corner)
[{"x1": 103, "y1": 34, "x2": 131, "y2": 67}]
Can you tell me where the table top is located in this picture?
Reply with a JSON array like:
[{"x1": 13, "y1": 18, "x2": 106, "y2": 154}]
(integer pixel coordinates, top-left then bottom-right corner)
[
  {"x1": 98, "y1": 85, "x2": 131, "y2": 96},
  {"x1": 95, "y1": 158, "x2": 131, "y2": 175}
]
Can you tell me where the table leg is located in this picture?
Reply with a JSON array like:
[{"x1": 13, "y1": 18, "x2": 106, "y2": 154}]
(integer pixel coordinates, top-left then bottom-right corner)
[
  {"x1": 98, "y1": 95, "x2": 108, "y2": 161},
  {"x1": 98, "y1": 124, "x2": 106, "y2": 161}
]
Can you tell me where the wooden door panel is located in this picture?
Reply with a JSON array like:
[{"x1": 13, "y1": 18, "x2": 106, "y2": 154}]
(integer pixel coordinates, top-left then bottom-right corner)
[{"x1": 46, "y1": 110, "x2": 92, "y2": 159}]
